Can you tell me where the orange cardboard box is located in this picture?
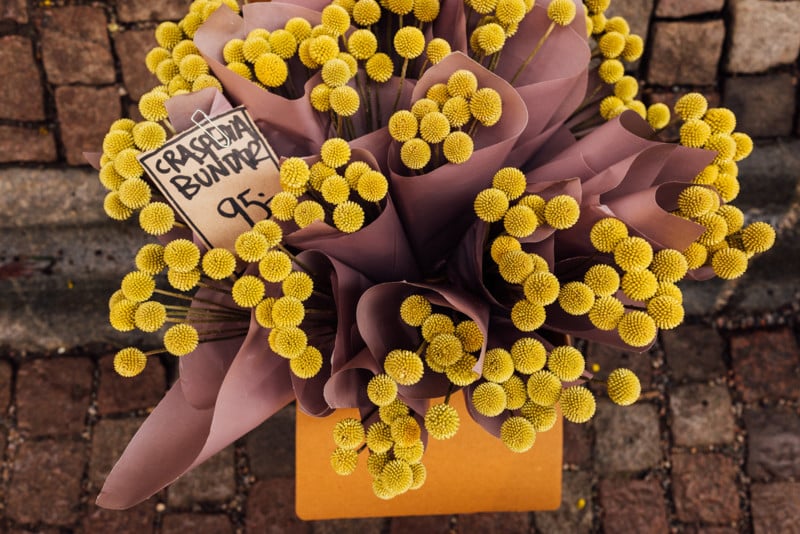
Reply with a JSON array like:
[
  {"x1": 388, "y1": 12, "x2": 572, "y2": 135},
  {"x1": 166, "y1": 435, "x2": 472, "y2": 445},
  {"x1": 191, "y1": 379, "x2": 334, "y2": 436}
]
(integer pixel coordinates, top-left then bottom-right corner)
[{"x1": 296, "y1": 391, "x2": 562, "y2": 519}]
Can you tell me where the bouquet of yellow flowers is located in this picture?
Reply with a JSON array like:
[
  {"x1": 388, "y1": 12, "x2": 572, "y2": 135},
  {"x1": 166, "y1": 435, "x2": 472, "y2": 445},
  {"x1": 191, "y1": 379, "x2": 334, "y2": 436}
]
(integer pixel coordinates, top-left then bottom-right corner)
[{"x1": 91, "y1": 0, "x2": 776, "y2": 510}]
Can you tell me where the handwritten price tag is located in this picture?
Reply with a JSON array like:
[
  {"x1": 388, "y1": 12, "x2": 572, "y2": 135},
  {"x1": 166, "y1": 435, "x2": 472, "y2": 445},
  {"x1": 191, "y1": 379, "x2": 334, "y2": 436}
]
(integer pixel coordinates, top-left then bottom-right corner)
[{"x1": 139, "y1": 106, "x2": 281, "y2": 251}]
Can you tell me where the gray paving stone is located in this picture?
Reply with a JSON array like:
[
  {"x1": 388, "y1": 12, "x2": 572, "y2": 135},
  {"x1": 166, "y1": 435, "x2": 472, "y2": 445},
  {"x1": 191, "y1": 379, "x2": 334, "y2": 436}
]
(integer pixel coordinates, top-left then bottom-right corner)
[
  {"x1": 744, "y1": 408, "x2": 800, "y2": 482},
  {"x1": 534, "y1": 470, "x2": 593, "y2": 533},
  {"x1": 724, "y1": 74, "x2": 796, "y2": 138},
  {"x1": 167, "y1": 446, "x2": 236, "y2": 507},
  {"x1": 751, "y1": 483, "x2": 800, "y2": 534},
  {"x1": 594, "y1": 401, "x2": 661, "y2": 474},
  {"x1": 246, "y1": 405, "x2": 296, "y2": 480},
  {"x1": 728, "y1": 0, "x2": 800, "y2": 73},
  {"x1": 670, "y1": 383, "x2": 735, "y2": 447},
  {"x1": 89, "y1": 417, "x2": 147, "y2": 491},
  {"x1": 662, "y1": 325, "x2": 727, "y2": 382}
]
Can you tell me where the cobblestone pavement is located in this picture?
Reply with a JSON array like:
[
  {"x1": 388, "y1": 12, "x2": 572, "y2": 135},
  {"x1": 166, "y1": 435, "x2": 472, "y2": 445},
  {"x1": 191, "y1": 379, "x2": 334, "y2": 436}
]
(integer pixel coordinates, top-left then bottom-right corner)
[{"x1": 1, "y1": 319, "x2": 799, "y2": 533}]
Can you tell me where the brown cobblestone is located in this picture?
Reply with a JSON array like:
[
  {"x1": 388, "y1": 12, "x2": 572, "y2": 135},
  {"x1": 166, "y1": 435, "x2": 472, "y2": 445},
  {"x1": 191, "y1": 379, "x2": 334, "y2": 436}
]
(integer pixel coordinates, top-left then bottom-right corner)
[
  {"x1": 97, "y1": 353, "x2": 165, "y2": 415},
  {"x1": 563, "y1": 418, "x2": 593, "y2": 468},
  {"x1": 656, "y1": 0, "x2": 724, "y2": 18},
  {"x1": 0, "y1": 360, "x2": 11, "y2": 415},
  {"x1": 0, "y1": 0, "x2": 28, "y2": 23},
  {"x1": 7, "y1": 438, "x2": 86, "y2": 525},
  {"x1": 114, "y1": 0, "x2": 193, "y2": 23},
  {"x1": 456, "y1": 512, "x2": 530, "y2": 533},
  {"x1": 534, "y1": 470, "x2": 593, "y2": 534},
  {"x1": 605, "y1": 0, "x2": 655, "y2": 44},
  {"x1": 114, "y1": 29, "x2": 160, "y2": 101},
  {"x1": 586, "y1": 342, "x2": 653, "y2": 392},
  {"x1": 390, "y1": 515, "x2": 453, "y2": 533},
  {"x1": 731, "y1": 328, "x2": 800, "y2": 403},
  {"x1": 669, "y1": 383, "x2": 735, "y2": 447},
  {"x1": 246, "y1": 478, "x2": 308, "y2": 534},
  {"x1": 16, "y1": 357, "x2": 93, "y2": 437},
  {"x1": 599, "y1": 478, "x2": 668, "y2": 534},
  {"x1": 0, "y1": 125, "x2": 58, "y2": 163},
  {"x1": 36, "y1": 5, "x2": 115, "y2": 85},
  {"x1": 246, "y1": 405, "x2": 296, "y2": 480},
  {"x1": 167, "y1": 445, "x2": 236, "y2": 507},
  {"x1": 724, "y1": 73, "x2": 796, "y2": 138},
  {"x1": 662, "y1": 325, "x2": 727, "y2": 382},
  {"x1": 728, "y1": 0, "x2": 800, "y2": 74},
  {"x1": 671, "y1": 452, "x2": 740, "y2": 524},
  {"x1": 647, "y1": 21, "x2": 725, "y2": 86},
  {"x1": 311, "y1": 517, "x2": 386, "y2": 534},
  {"x1": 82, "y1": 500, "x2": 156, "y2": 533},
  {"x1": 744, "y1": 408, "x2": 800, "y2": 482},
  {"x1": 594, "y1": 401, "x2": 661, "y2": 474},
  {"x1": 162, "y1": 513, "x2": 234, "y2": 533},
  {"x1": 0, "y1": 36, "x2": 45, "y2": 121},
  {"x1": 89, "y1": 417, "x2": 147, "y2": 490},
  {"x1": 55, "y1": 85, "x2": 121, "y2": 165},
  {"x1": 751, "y1": 483, "x2": 800, "y2": 534}
]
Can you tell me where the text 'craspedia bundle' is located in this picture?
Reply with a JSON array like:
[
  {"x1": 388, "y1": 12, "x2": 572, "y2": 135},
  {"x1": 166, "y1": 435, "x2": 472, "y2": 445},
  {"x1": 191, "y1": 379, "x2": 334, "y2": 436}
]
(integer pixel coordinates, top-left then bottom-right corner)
[{"x1": 91, "y1": 0, "x2": 776, "y2": 509}]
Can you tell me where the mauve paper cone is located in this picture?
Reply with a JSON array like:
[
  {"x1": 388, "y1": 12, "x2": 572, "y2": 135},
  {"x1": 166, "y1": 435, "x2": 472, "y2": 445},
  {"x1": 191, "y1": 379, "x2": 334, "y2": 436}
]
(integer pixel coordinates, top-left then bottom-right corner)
[
  {"x1": 430, "y1": 0, "x2": 468, "y2": 54},
  {"x1": 164, "y1": 86, "x2": 233, "y2": 133},
  {"x1": 388, "y1": 52, "x2": 528, "y2": 273},
  {"x1": 323, "y1": 347, "x2": 380, "y2": 409}
]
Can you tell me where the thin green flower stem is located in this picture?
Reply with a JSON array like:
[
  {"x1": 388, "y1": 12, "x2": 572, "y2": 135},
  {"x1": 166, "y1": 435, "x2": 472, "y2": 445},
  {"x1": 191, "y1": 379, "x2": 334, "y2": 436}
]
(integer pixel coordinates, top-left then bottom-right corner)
[
  {"x1": 284, "y1": 73, "x2": 298, "y2": 100},
  {"x1": 570, "y1": 82, "x2": 605, "y2": 118},
  {"x1": 163, "y1": 119, "x2": 176, "y2": 135},
  {"x1": 467, "y1": 118, "x2": 481, "y2": 138},
  {"x1": 153, "y1": 288, "x2": 242, "y2": 312},
  {"x1": 414, "y1": 340, "x2": 429, "y2": 357},
  {"x1": 144, "y1": 349, "x2": 167, "y2": 356},
  {"x1": 444, "y1": 382, "x2": 456, "y2": 404},
  {"x1": 275, "y1": 244, "x2": 316, "y2": 276},
  {"x1": 511, "y1": 21, "x2": 556, "y2": 85},
  {"x1": 488, "y1": 50, "x2": 502, "y2": 72},
  {"x1": 169, "y1": 310, "x2": 249, "y2": 322},
  {"x1": 165, "y1": 317, "x2": 248, "y2": 324},
  {"x1": 162, "y1": 304, "x2": 247, "y2": 318},
  {"x1": 356, "y1": 72, "x2": 374, "y2": 133},
  {"x1": 392, "y1": 57, "x2": 410, "y2": 114},
  {"x1": 398, "y1": 14, "x2": 404, "y2": 29},
  {"x1": 417, "y1": 58, "x2": 430, "y2": 79}
]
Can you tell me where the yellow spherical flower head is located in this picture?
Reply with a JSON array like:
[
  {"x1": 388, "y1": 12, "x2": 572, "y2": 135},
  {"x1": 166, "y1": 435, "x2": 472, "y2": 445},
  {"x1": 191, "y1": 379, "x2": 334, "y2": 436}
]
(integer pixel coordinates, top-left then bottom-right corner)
[
  {"x1": 163, "y1": 323, "x2": 199, "y2": 356},
  {"x1": 384, "y1": 349, "x2": 424, "y2": 386},
  {"x1": 583, "y1": 264, "x2": 620, "y2": 297},
  {"x1": 599, "y1": 95, "x2": 625, "y2": 120},
  {"x1": 646, "y1": 103, "x2": 671, "y2": 131},
  {"x1": 321, "y1": 175, "x2": 350, "y2": 205},
  {"x1": 192, "y1": 74, "x2": 223, "y2": 93},
  {"x1": 411, "y1": 98, "x2": 440, "y2": 120},
  {"x1": 490, "y1": 167, "x2": 526, "y2": 201},
  {"x1": 333, "y1": 201, "x2": 365, "y2": 233},
  {"x1": 320, "y1": 138, "x2": 351, "y2": 170},
  {"x1": 613, "y1": 75, "x2": 638, "y2": 103},
  {"x1": 711, "y1": 247, "x2": 748, "y2": 280},
  {"x1": 547, "y1": 346, "x2": 584, "y2": 382},
  {"x1": 285, "y1": 17, "x2": 312, "y2": 42},
  {"x1": 741, "y1": 221, "x2": 776, "y2": 254},
  {"x1": 356, "y1": 170, "x2": 388, "y2": 203},
  {"x1": 254, "y1": 53, "x2": 288, "y2": 88},
  {"x1": 178, "y1": 54, "x2": 208, "y2": 82},
  {"x1": 674, "y1": 92, "x2": 708, "y2": 121},
  {"x1": 476, "y1": 23, "x2": 506, "y2": 55},
  {"x1": 253, "y1": 219, "x2": 283, "y2": 248},
  {"x1": 560, "y1": 386, "x2": 596, "y2": 423},
  {"x1": 500, "y1": 416, "x2": 536, "y2": 453},
  {"x1": 268, "y1": 29, "x2": 298, "y2": 60},
  {"x1": 390, "y1": 415, "x2": 421, "y2": 448},
  {"x1": 523, "y1": 271, "x2": 560, "y2": 306},
  {"x1": 440, "y1": 97, "x2": 470, "y2": 130},
  {"x1": 108, "y1": 289, "x2": 126, "y2": 310},
  {"x1": 547, "y1": 0, "x2": 576, "y2": 25},
  {"x1": 682, "y1": 242, "x2": 708, "y2": 270},
  {"x1": 442, "y1": 131, "x2": 474, "y2": 164},
  {"x1": 365, "y1": 52, "x2": 394, "y2": 82},
  {"x1": 330, "y1": 447, "x2": 358, "y2": 475},
  {"x1": 731, "y1": 132, "x2": 753, "y2": 162},
  {"x1": 424, "y1": 403, "x2": 460, "y2": 440},
  {"x1": 504, "y1": 204, "x2": 539, "y2": 238},
  {"x1": 400, "y1": 138, "x2": 431, "y2": 170},
  {"x1": 471, "y1": 381, "x2": 507, "y2": 417},
  {"x1": 232, "y1": 275, "x2": 265, "y2": 308},
  {"x1": 426, "y1": 37, "x2": 451, "y2": 64},
  {"x1": 367, "y1": 373, "x2": 398, "y2": 407},
  {"x1": 496, "y1": 0, "x2": 527, "y2": 24},
  {"x1": 366, "y1": 422, "x2": 393, "y2": 454},
  {"x1": 482, "y1": 348, "x2": 515, "y2": 383},
  {"x1": 270, "y1": 192, "x2": 298, "y2": 221},
  {"x1": 429, "y1": 81, "x2": 451, "y2": 105},
  {"x1": 346, "y1": 29, "x2": 377, "y2": 61},
  {"x1": 421, "y1": 313, "x2": 455, "y2": 343},
  {"x1": 99, "y1": 162, "x2": 125, "y2": 191},
  {"x1": 648, "y1": 249, "x2": 688, "y2": 283},
  {"x1": 510, "y1": 337, "x2": 546, "y2": 374},
  {"x1": 605, "y1": 16, "x2": 630, "y2": 35},
  {"x1": 590, "y1": 217, "x2": 628, "y2": 253},
  {"x1": 294, "y1": 200, "x2": 326, "y2": 228},
  {"x1": 282, "y1": 271, "x2": 314, "y2": 301},
  {"x1": 419, "y1": 111, "x2": 451, "y2": 144},
  {"x1": 598, "y1": 59, "x2": 624, "y2": 84},
  {"x1": 321, "y1": 58, "x2": 351, "y2": 88},
  {"x1": 110, "y1": 299, "x2": 139, "y2": 331},
  {"x1": 446, "y1": 353, "x2": 481, "y2": 386},
  {"x1": 146, "y1": 47, "x2": 171, "y2": 74},
  {"x1": 255, "y1": 298, "x2": 276, "y2": 329},
  {"x1": 598, "y1": 31, "x2": 625, "y2": 59},
  {"x1": 589, "y1": 12, "x2": 607, "y2": 34},
  {"x1": 269, "y1": 326, "x2": 308, "y2": 358},
  {"x1": 502, "y1": 374, "x2": 527, "y2": 410},
  {"x1": 279, "y1": 157, "x2": 310, "y2": 191},
  {"x1": 271, "y1": 296, "x2": 305, "y2": 328},
  {"x1": 394, "y1": 440, "x2": 424, "y2": 464},
  {"x1": 626, "y1": 100, "x2": 646, "y2": 119},
  {"x1": 521, "y1": 400, "x2": 557, "y2": 431},
  {"x1": 414, "y1": 0, "x2": 440, "y2": 21},
  {"x1": 622, "y1": 34, "x2": 644, "y2": 62},
  {"x1": 621, "y1": 269, "x2": 658, "y2": 301},
  {"x1": 379, "y1": 398, "x2": 410, "y2": 425},
  {"x1": 454, "y1": 320, "x2": 484, "y2": 353},
  {"x1": 614, "y1": 236, "x2": 653, "y2": 272},
  {"x1": 135, "y1": 244, "x2": 166, "y2": 275},
  {"x1": 114, "y1": 347, "x2": 148, "y2": 377},
  {"x1": 132, "y1": 121, "x2": 167, "y2": 152},
  {"x1": 113, "y1": 148, "x2": 144, "y2": 181},
  {"x1": 333, "y1": 417, "x2": 365, "y2": 449},
  {"x1": 167, "y1": 267, "x2": 200, "y2": 291},
  {"x1": 706, "y1": 133, "x2": 737, "y2": 165},
  {"x1": 511, "y1": 299, "x2": 546, "y2": 332},
  {"x1": 647, "y1": 295, "x2": 684, "y2": 329},
  {"x1": 488, "y1": 236, "x2": 520, "y2": 265},
  {"x1": 527, "y1": 369, "x2": 562, "y2": 407},
  {"x1": 139, "y1": 202, "x2": 175, "y2": 235},
  {"x1": 713, "y1": 173, "x2": 740, "y2": 203},
  {"x1": 589, "y1": 295, "x2": 625, "y2": 330},
  {"x1": 104, "y1": 191, "x2": 133, "y2": 221},
  {"x1": 235, "y1": 230, "x2": 269, "y2": 263},
  {"x1": 163, "y1": 239, "x2": 200, "y2": 273},
  {"x1": 606, "y1": 368, "x2": 641, "y2": 406},
  {"x1": 398, "y1": 294, "x2": 431, "y2": 328},
  {"x1": 258, "y1": 250, "x2": 292, "y2": 283},
  {"x1": 134, "y1": 301, "x2": 167, "y2": 333},
  {"x1": 380, "y1": 458, "x2": 415, "y2": 496},
  {"x1": 704, "y1": 107, "x2": 736, "y2": 135},
  {"x1": 498, "y1": 250, "x2": 534, "y2": 284},
  {"x1": 693, "y1": 164, "x2": 719, "y2": 185},
  {"x1": 121, "y1": 270, "x2": 156, "y2": 303},
  {"x1": 394, "y1": 26, "x2": 425, "y2": 59},
  {"x1": 474, "y1": 188, "x2": 510, "y2": 223},
  {"x1": 558, "y1": 281, "x2": 594, "y2": 316},
  {"x1": 222, "y1": 38, "x2": 246, "y2": 64},
  {"x1": 139, "y1": 90, "x2": 170, "y2": 122},
  {"x1": 470, "y1": 87, "x2": 503, "y2": 126},
  {"x1": 696, "y1": 213, "x2": 728, "y2": 246},
  {"x1": 309, "y1": 35, "x2": 339, "y2": 64},
  {"x1": 155, "y1": 21, "x2": 183, "y2": 50},
  {"x1": 544, "y1": 195, "x2": 580, "y2": 230},
  {"x1": 118, "y1": 177, "x2": 152, "y2": 210},
  {"x1": 102, "y1": 129, "x2": 134, "y2": 157},
  {"x1": 617, "y1": 310, "x2": 656, "y2": 347},
  {"x1": 426, "y1": 333, "x2": 463, "y2": 368},
  {"x1": 388, "y1": 110, "x2": 418, "y2": 143},
  {"x1": 680, "y1": 119, "x2": 712, "y2": 149}
]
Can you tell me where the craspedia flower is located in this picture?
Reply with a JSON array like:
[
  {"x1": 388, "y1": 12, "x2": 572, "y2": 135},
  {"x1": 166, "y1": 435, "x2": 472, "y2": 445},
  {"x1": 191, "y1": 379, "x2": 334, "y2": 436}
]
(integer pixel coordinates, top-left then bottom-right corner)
[
  {"x1": 121, "y1": 271, "x2": 155, "y2": 303},
  {"x1": 598, "y1": 59, "x2": 624, "y2": 84},
  {"x1": 621, "y1": 269, "x2": 658, "y2": 301},
  {"x1": 131, "y1": 121, "x2": 167, "y2": 151},
  {"x1": 626, "y1": 100, "x2": 646, "y2": 119},
  {"x1": 617, "y1": 311, "x2": 657, "y2": 347},
  {"x1": 252, "y1": 219, "x2": 283, "y2": 248},
  {"x1": 704, "y1": 107, "x2": 736, "y2": 135},
  {"x1": 454, "y1": 321, "x2": 483, "y2": 353},
  {"x1": 145, "y1": 47, "x2": 171, "y2": 74},
  {"x1": 414, "y1": 0, "x2": 440, "y2": 21},
  {"x1": 279, "y1": 158, "x2": 310, "y2": 190},
  {"x1": 135, "y1": 244, "x2": 166, "y2": 275},
  {"x1": 527, "y1": 370, "x2": 562, "y2": 407},
  {"x1": 394, "y1": 26, "x2": 425, "y2": 59},
  {"x1": 365, "y1": 52, "x2": 394, "y2": 82},
  {"x1": 521, "y1": 266, "x2": 560, "y2": 304},
  {"x1": 282, "y1": 271, "x2": 314, "y2": 301},
  {"x1": 548, "y1": 346, "x2": 585, "y2": 382},
  {"x1": 442, "y1": 131, "x2": 474, "y2": 164},
  {"x1": 271, "y1": 296, "x2": 305, "y2": 328},
  {"x1": 604, "y1": 16, "x2": 630, "y2": 35},
  {"x1": 113, "y1": 148, "x2": 144, "y2": 180},
  {"x1": 322, "y1": 58, "x2": 352, "y2": 87},
  {"x1": 394, "y1": 440, "x2": 424, "y2": 464},
  {"x1": 421, "y1": 312, "x2": 454, "y2": 340},
  {"x1": 104, "y1": 192, "x2": 133, "y2": 221},
  {"x1": 711, "y1": 247, "x2": 748, "y2": 279},
  {"x1": 492, "y1": 167, "x2": 526, "y2": 201},
  {"x1": 384, "y1": 349, "x2": 424, "y2": 386},
  {"x1": 544, "y1": 195, "x2": 580, "y2": 230},
  {"x1": 154, "y1": 58, "x2": 179, "y2": 85},
  {"x1": 254, "y1": 298, "x2": 276, "y2": 329},
  {"x1": 469, "y1": 87, "x2": 503, "y2": 126},
  {"x1": 258, "y1": 250, "x2": 292, "y2": 283},
  {"x1": 139, "y1": 202, "x2": 175, "y2": 235},
  {"x1": 675, "y1": 92, "x2": 708, "y2": 121},
  {"x1": 268, "y1": 29, "x2": 297, "y2": 59},
  {"x1": 419, "y1": 112, "x2": 451, "y2": 144},
  {"x1": 380, "y1": 459, "x2": 414, "y2": 495},
  {"x1": 471, "y1": 382, "x2": 507, "y2": 417},
  {"x1": 560, "y1": 386, "x2": 596, "y2": 423},
  {"x1": 232, "y1": 275, "x2": 265, "y2": 308},
  {"x1": 178, "y1": 54, "x2": 208, "y2": 82},
  {"x1": 680, "y1": 119, "x2": 712, "y2": 148},
  {"x1": 521, "y1": 401, "x2": 557, "y2": 431},
  {"x1": 138, "y1": 90, "x2": 170, "y2": 122},
  {"x1": 270, "y1": 192, "x2": 298, "y2": 221},
  {"x1": 254, "y1": 53, "x2": 288, "y2": 88},
  {"x1": 490, "y1": 235, "x2": 522, "y2": 263},
  {"x1": 285, "y1": 16, "x2": 312, "y2": 41},
  {"x1": 110, "y1": 300, "x2": 138, "y2": 331},
  {"x1": 547, "y1": 0, "x2": 576, "y2": 25},
  {"x1": 108, "y1": 289, "x2": 126, "y2": 310},
  {"x1": 504, "y1": 205, "x2": 538, "y2": 238},
  {"x1": 599, "y1": 95, "x2": 625, "y2": 120},
  {"x1": 622, "y1": 34, "x2": 644, "y2": 62},
  {"x1": 694, "y1": 164, "x2": 719, "y2": 185},
  {"x1": 558, "y1": 281, "x2": 595, "y2": 316},
  {"x1": 269, "y1": 326, "x2": 308, "y2": 359},
  {"x1": 366, "y1": 422, "x2": 393, "y2": 454},
  {"x1": 235, "y1": 231, "x2": 269, "y2": 263},
  {"x1": 446, "y1": 353, "x2": 481, "y2": 386},
  {"x1": 389, "y1": 110, "x2": 419, "y2": 143},
  {"x1": 731, "y1": 132, "x2": 753, "y2": 161},
  {"x1": 589, "y1": 295, "x2": 625, "y2": 331},
  {"x1": 496, "y1": 0, "x2": 527, "y2": 24},
  {"x1": 607, "y1": 368, "x2": 641, "y2": 406},
  {"x1": 647, "y1": 103, "x2": 671, "y2": 130},
  {"x1": 399, "y1": 294, "x2": 432, "y2": 327},
  {"x1": 613, "y1": 75, "x2": 638, "y2": 102},
  {"x1": 222, "y1": 38, "x2": 246, "y2": 64},
  {"x1": 706, "y1": 133, "x2": 737, "y2": 165},
  {"x1": 330, "y1": 85, "x2": 361, "y2": 116},
  {"x1": 333, "y1": 201, "x2": 365, "y2": 233},
  {"x1": 511, "y1": 299, "x2": 546, "y2": 332},
  {"x1": 99, "y1": 163, "x2": 125, "y2": 191},
  {"x1": 309, "y1": 35, "x2": 339, "y2": 64},
  {"x1": 390, "y1": 415, "x2": 421, "y2": 448},
  {"x1": 683, "y1": 242, "x2": 708, "y2": 270},
  {"x1": 412, "y1": 98, "x2": 440, "y2": 119},
  {"x1": 649, "y1": 249, "x2": 689, "y2": 283},
  {"x1": 474, "y1": 188, "x2": 510, "y2": 223},
  {"x1": 614, "y1": 236, "x2": 653, "y2": 272},
  {"x1": 400, "y1": 138, "x2": 431, "y2": 170},
  {"x1": 192, "y1": 74, "x2": 223, "y2": 93},
  {"x1": 293, "y1": 200, "x2": 325, "y2": 228},
  {"x1": 584, "y1": 264, "x2": 620, "y2": 297},
  {"x1": 379, "y1": 398, "x2": 410, "y2": 425},
  {"x1": 333, "y1": 417, "x2": 365, "y2": 449},
  {"x1": 321, "y1": 175, "x2": 351, "y2": 204},
  {"x1": 647, "y1": 295, "x2": 684, "y2": 329},
  {"x1": 102, "y1": 129, "x2": 134, "y2": 157},
  {"x1": 511, "y1": 337, "x2": 546, "y2": 374},
  {"x1": 163, "y1": 323, "x2": 199, "y2": 356},
  {"x1": 713, "y1": 173, "x2": 740, "y2": 203},
  {"x1": 426, "y1": 333, "x2": 463, "y2": 368},
  {"x1": 482, "y1": 348, "x2": 515, "y2": 383},
  {"x1": 598, "y1": 31, "x2": 625, "y2": 58},
  {"x1": 424, "y1": 403, "x2": 460, "y2": 440},
  {"x1": 696, "y1": 213, "x2": 728, "y2": 246},
  {"x1": 500, "y1": 416, "x2": 536, "y2": 453},
  {"x1": 310, "y1": 83, "x2": 331, "y2": 112},
  {"x1": 163, "y1": 239, "x2": 200, "y2": 273},
  {"x1": 591, "y1": 218, "x2": 628, "y2": 253},
  {"x1": 347, "y1": 29, "x2": 378, "y2": 60},
  {"x1": 426, "y1": 37, "x2": 451, "y2": 64},
  {"x1": 476, "y1": 23, "x2": 506, "y2": 55},
  {"x1": 409, "y1": 462, "x2": 427, "y2": 490},
  {"x1": 134, "y1": 301, "x2": 167, "y2": 332},
  {"x1": 168, "y1": 267, "x2": 200, "y2": 291},
  {"x1": 155, "y1": 21, "x2": 182, "y2": 49},
  {"x1": 741, "y1": 221, "x2": 776, "y2": 254},
  {"x1": 114, "y1": 347, "x2": 147, "y2": 377},
  {"x1": 330, "y1": 447, "x2": 358, "y2": 475},
  {"x1": 502, "y1": 375, "x2": 527, "y2": 410},
  {"x1": 367, "y1": 374, "x2": 398, "y2": 407}
]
